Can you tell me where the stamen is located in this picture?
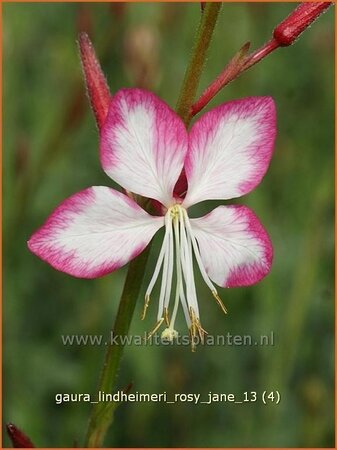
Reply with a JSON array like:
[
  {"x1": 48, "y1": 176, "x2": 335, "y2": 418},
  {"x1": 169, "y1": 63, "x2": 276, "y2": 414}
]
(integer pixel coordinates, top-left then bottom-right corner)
[
  {"x1": 212, "y1": 290, "x2": 228, "y2": 314},
  {"x1": 189, "y1": 307, "x2": 197, "y2": 336},
  {"x1": 189, "y1": 306, "x2": 198, "y2": 352},
  {"x1": 144, "y1": 204, "x2": 227, "y2": 344},
  {"x1": 196, "y1": 318, "x2": 208, "y2": 343},
  {"x1": 144, "y1": 221, "x2": 171, "y2": 317},
  {"x1": 163, "y1": 218, "x2": 174, "y2": 311},
  {"x1": 146, "y1": 318, "x2": 164, "y2": 340},
  {"x1": 157, "y1": 216, "x2": 172, "y2": 320},
  {"x1": 141, "y1": 294, "x2": 150, "y2": 321},
  {"x1": 163, "y1": 307, "x2": 170, "y2": 327},
  {"x1": 183, "y1": 209, "x2": 228, "y2": 315},
  {"x1": 172, "y1": 216, "x2": 190, "y2": 328},
  {"x1": 179, "y1": 209, "x2": 200, "y2": 317},
  {"x1": 189, "y1": 329, "x2": 197, "y2": 352}
]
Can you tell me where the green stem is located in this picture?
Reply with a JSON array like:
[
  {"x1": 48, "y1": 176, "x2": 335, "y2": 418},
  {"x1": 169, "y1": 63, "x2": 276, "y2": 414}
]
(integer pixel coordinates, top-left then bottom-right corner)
[
  {"x1": 176, "y1": 2, "x2": 222, "y2": 126},
  {"x1": 85, "y1": 247, "x2": 151, "y2": 447},
  {"x1": 84, "y1": 4, "x2": 221, "y2": 447}
]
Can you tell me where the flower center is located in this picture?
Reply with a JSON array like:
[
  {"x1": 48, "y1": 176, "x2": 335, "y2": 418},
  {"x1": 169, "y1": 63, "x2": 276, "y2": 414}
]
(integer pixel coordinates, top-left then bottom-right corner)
[{"x1": 142, "y1": 204, "x2": 227, "y2": 351}]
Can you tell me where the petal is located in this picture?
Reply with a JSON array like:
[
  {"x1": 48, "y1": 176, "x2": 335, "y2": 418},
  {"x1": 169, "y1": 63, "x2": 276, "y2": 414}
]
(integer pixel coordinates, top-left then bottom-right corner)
[
  {"x1": 28, "y1": 187, "x2": 164, "y2": 278},
  {"x1": 190, "y1": 205, "x2": 273, "y2": 287},
  {"x1": 183, "y1": 97, "x2": 276, "y2": 207},
  {"x1": 100, "y1": 88, "x2": 188, "y2": 207}
]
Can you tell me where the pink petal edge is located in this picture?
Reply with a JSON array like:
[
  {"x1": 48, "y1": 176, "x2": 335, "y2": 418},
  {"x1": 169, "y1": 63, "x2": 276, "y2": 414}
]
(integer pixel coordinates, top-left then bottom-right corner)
[
  {"x1": 191, "y1": 204, "x2": 273, "y2": 288},
  {"x1": 225, "y1": 205, "x2": 273, "y2": 288},
  {"x1": 100, "y1": 88, "x2": 188, "y2": 206},
  {"x1": 183, "y1": 96, "x2": 277, "y2": 207},
  {"x1": 28, "y1": 187, "x2": 163, "y2": 279}
]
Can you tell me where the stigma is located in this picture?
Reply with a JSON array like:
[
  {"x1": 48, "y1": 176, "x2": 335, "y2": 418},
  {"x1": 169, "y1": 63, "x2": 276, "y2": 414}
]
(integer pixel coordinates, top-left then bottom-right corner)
[{"x1": 142, "y1": 204, "x2": 227, "y2": 351}]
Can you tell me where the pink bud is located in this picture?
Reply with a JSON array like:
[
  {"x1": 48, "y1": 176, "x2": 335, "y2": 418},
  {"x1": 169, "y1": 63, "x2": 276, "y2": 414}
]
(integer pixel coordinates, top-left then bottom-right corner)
[
  {"x1": 6, "y1": 423, "x2": 35, "y2": 448},
  {"x1": 273, "y1": 2, "x2": 331, "y2": 46},
  {"x1": 78, "y1": 33, "x2": 110, "y2": 130}
]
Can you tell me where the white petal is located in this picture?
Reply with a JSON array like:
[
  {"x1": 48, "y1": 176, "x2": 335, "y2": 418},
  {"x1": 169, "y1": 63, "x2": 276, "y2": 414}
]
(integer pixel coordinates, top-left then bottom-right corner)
[
  {"x1": 190, "y1": 205, "x2": 273, "y2": 287},
  {"x1": 28, "y1": 187, "x2": 163, "y2": 278},
  {"x1": 100, "y1": 88, "x2": 188, "y2": 207},
  {"x1": 183, "y1": 97, "x2": 276, "y2": 207}
]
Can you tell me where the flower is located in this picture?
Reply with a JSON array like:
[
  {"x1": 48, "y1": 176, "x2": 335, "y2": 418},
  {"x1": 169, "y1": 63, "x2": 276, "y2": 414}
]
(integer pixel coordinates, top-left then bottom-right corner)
[{"x1": 28, "y1": 88, "x2": 276, "y2": 347}]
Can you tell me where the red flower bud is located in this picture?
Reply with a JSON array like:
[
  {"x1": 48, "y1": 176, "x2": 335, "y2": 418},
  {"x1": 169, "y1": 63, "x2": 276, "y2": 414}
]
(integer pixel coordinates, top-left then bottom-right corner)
[
  {"x1": 191, "y1": 2, "x2": 331, "y2": 118},
  {"x1": 6, "y1": 423, "x2": 35, "y2": 448},
  {"x1": 273, "y1": 2, "x2": 331, "y2": 46},
  {"x1": 78, "y1": 33, "x2": 110, "y2": 130}
]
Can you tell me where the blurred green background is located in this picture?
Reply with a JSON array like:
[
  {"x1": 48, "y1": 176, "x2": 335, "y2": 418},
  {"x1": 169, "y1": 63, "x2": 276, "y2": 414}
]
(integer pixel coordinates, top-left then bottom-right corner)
[{"x1": 3, "y1": 2, "x2": 334, "y2": 448}]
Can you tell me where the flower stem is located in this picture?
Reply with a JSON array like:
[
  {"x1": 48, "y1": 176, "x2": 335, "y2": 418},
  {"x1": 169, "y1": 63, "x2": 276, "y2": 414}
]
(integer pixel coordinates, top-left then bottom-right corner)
[
  {"x1": 176, "y1": 2, "x2": 222, "y2": 126},
  {"x1": 191, "y1": 2, "x2": 331, "y2": 117},
  {"x1": 84, "y1": 4, "x2": 221, "y2": 447},
  {"x1": 85, "y1": 247, "x2": 151, "y2": 448}
]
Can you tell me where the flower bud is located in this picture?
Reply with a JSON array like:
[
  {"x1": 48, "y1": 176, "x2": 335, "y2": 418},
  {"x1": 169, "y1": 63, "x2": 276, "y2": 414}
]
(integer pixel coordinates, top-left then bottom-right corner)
[
  {"x1": 78, "y1": 33, "x2": 110, "y2": 130},
  {"x1": 6, "y1": 423, "x2": 35, "y2": 448},
  {"x1": 273, "y1": 2, "x2": 331, "y2": 47}
]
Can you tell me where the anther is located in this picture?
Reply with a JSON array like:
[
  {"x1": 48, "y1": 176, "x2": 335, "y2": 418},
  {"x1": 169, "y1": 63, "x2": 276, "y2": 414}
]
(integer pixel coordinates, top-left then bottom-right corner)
[
  {"x1": 141, "y1": 294, "x2": 150, "y2": 320},
  {"x1": 196, "y1": 318, "x2": 208, "y2": 343},
  {"x1": 189, "y1": 307, "x2": 199, "y2": 350},
  {"x1": 146, "y1": 318, "x2": 164, "y2": 340},
  {"x1": 189, "y1": 329, "x2": 197, "y2": 352},
  {"x1": 163, "y1": 307, "x2": 170, "y2": 327},
  {"x1": 212, "y1": 290, "x2": 228, "y2": 314}
]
